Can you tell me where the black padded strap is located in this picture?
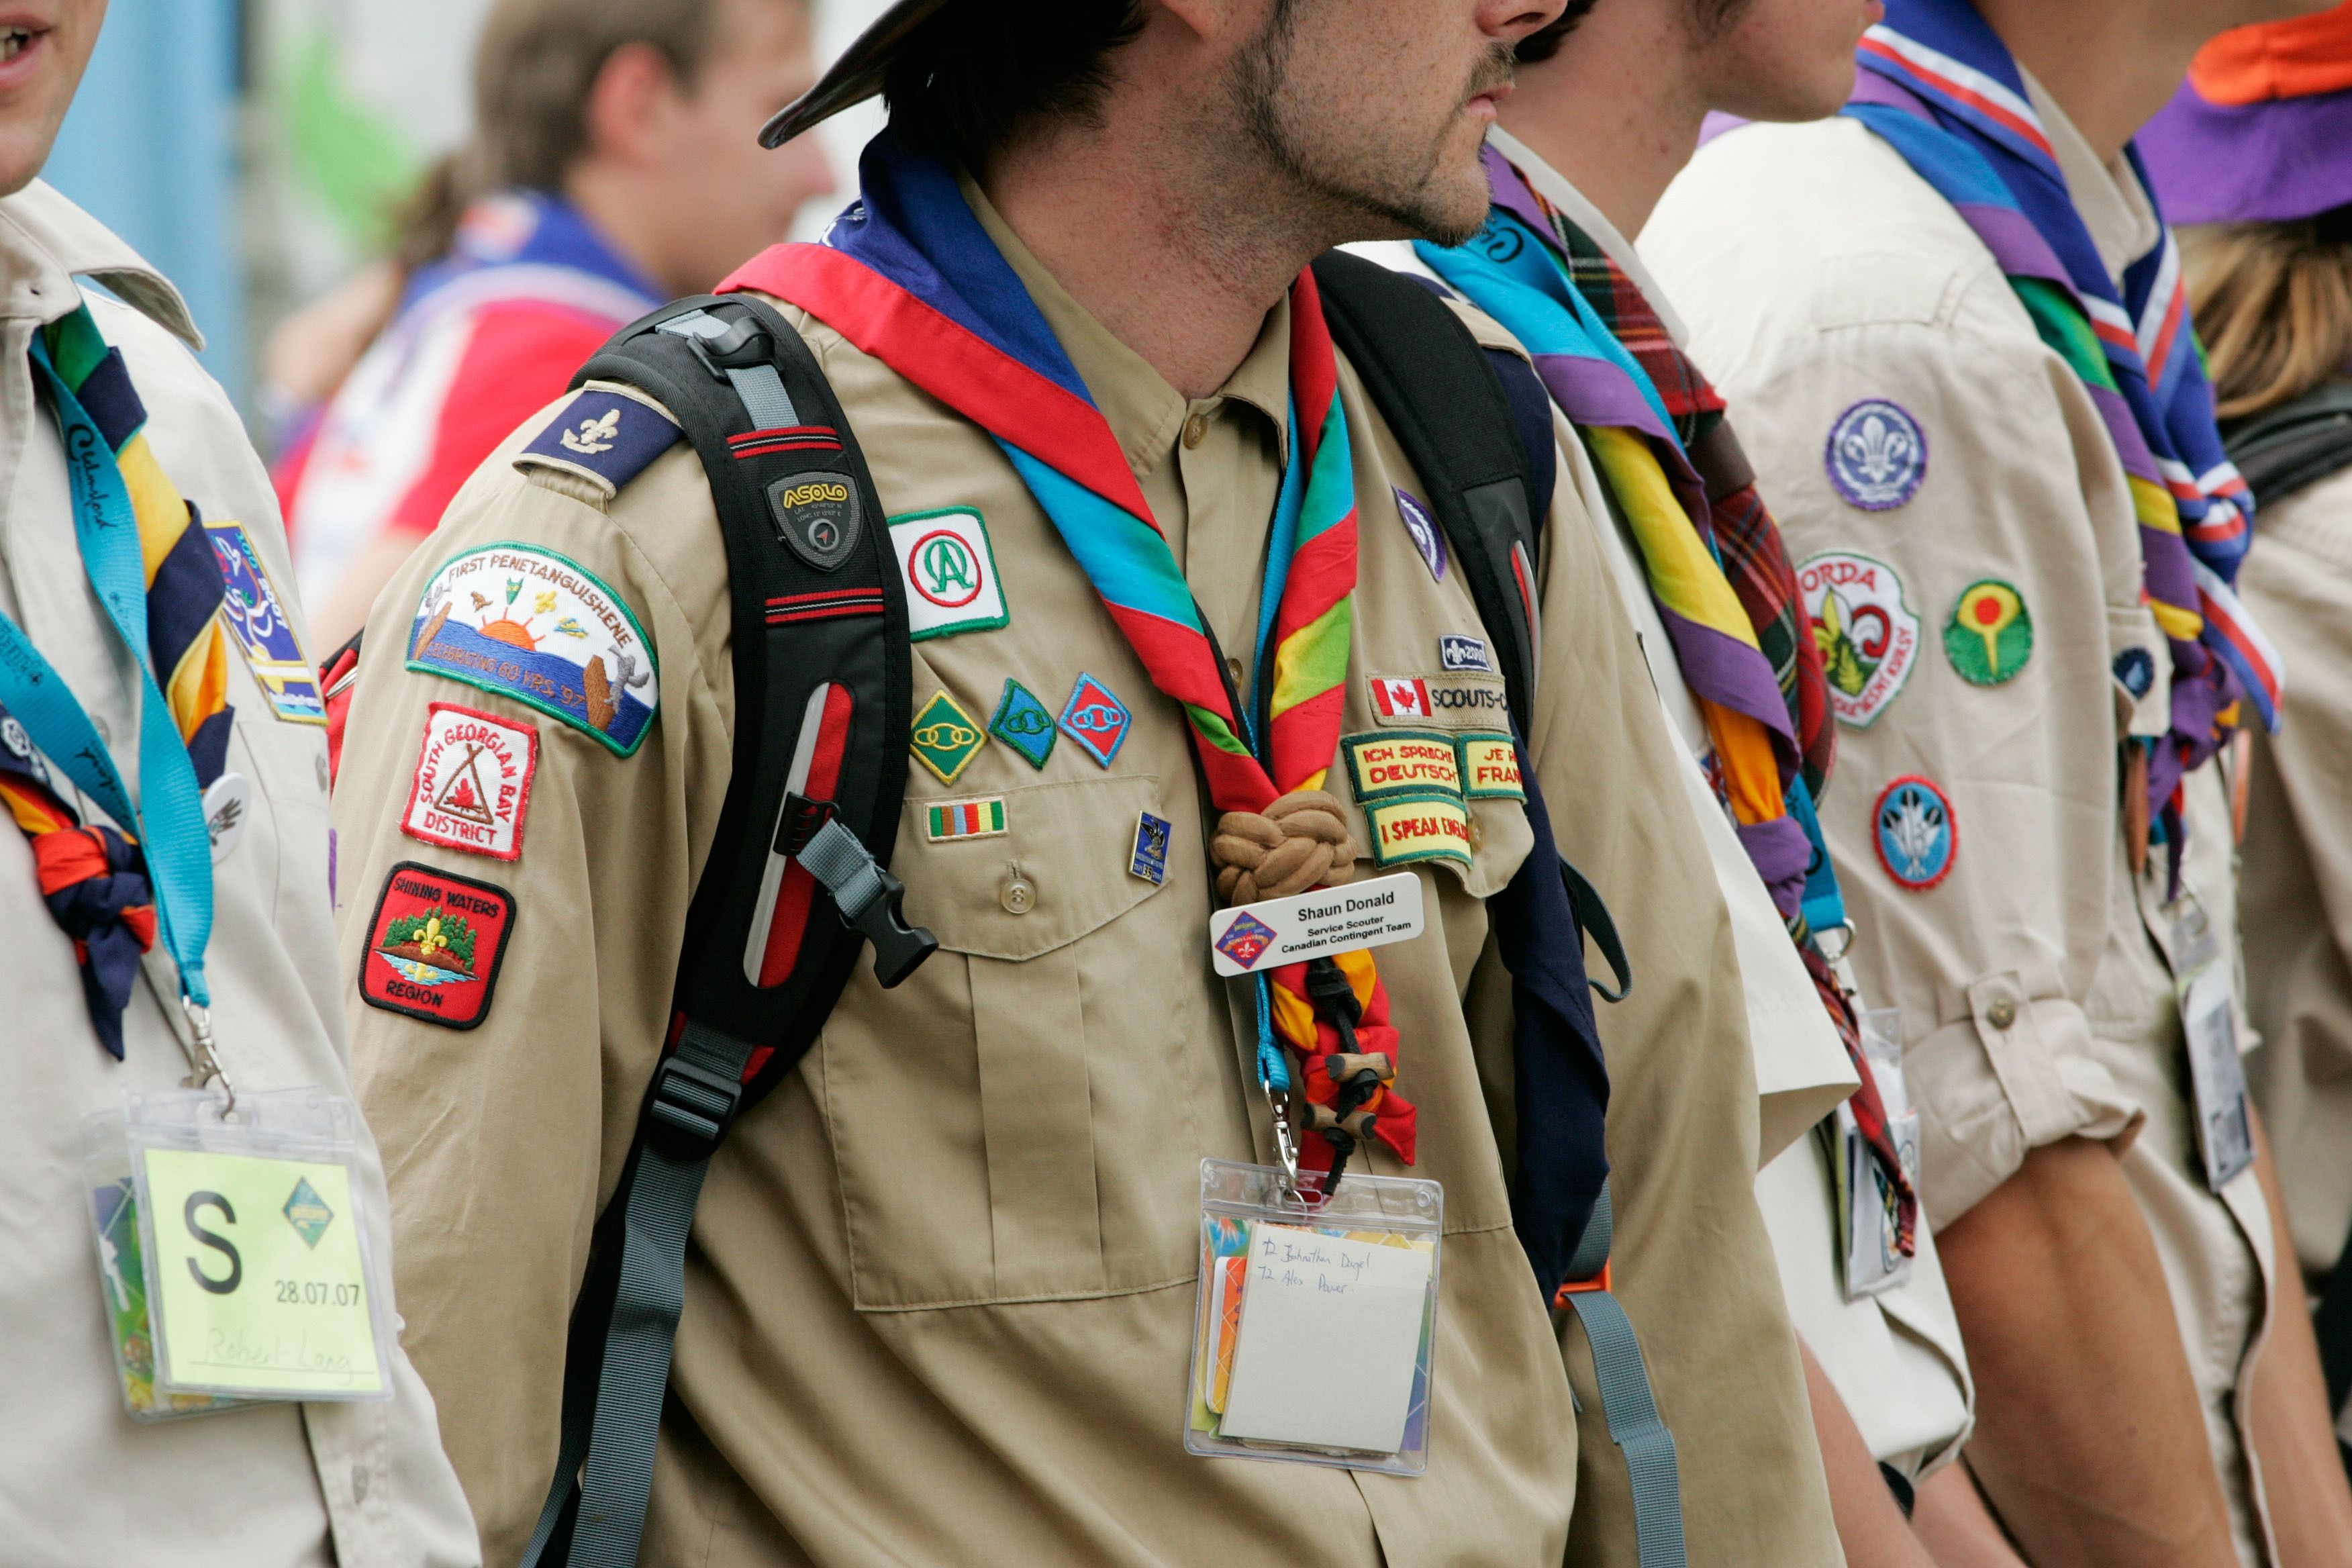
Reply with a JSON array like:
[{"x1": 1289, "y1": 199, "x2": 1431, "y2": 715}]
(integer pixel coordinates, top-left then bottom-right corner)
[{"x1": 2225, "y1": 378, "x2": 2352, "y2": 510}]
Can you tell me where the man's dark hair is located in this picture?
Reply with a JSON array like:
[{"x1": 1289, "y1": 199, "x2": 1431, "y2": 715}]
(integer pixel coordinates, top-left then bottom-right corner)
[
  {"x1": 1516, "y1": 0, "x2": 1602, "y2": 64},
  {"x1": 884, "y1": 0, "x2": 1146, "y2": 169}
]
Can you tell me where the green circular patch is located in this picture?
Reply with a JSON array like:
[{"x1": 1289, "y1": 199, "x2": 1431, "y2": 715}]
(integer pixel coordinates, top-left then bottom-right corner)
[{"x1": 1943, "y1": 579, "x2": 2033, "y2": 686}]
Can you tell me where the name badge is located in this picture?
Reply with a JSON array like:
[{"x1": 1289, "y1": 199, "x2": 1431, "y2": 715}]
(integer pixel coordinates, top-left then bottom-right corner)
[
  {"x1": 2172, "y1": 904, "x2": 2253, "y2": 1191},
  {"x1": 1207, "y1": 871, "x2": 1425, "y2": 977}
]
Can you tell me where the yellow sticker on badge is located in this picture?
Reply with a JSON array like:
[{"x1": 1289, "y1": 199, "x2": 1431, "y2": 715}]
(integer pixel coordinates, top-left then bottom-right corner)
[
  {"x1": 1457, "y1": 734, "x2": 1524, "y2": 800},
  {"x1": 142, "y1": 1148, "x2": 386, "y2": 1399},
  {"x1": 1343, "y1": 731, "x2": 1462, "y2": 801},
  {"x1": 1365, "y1": 793, "x2": 1475, "y2": 869}
]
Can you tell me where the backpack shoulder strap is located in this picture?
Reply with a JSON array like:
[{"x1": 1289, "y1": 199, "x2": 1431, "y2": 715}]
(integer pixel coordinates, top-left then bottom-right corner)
[
  {"x1": 2226, "y1": 377, "x2": 2352, "y2": 510},
  {"x1": 1313, "y1": 248, "x2": 1682, "y2": 1568},
  {"x1": 522, "y1": 295, "x2": 934, "y2": 1568}
]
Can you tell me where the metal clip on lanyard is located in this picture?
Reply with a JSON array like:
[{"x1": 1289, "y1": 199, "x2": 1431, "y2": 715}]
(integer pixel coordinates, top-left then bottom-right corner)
[{"x1": 0, "y1": 336, "x2": 222, "y2": 1087}]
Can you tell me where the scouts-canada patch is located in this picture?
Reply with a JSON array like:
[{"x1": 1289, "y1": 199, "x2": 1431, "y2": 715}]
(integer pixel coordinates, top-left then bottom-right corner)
[
  {"x1": 1366, "y1": 793, "x2": 1475, "y2": 869},
  {"x1": 1826, "y1": 399, "x2": 1927, "y2": 510},
  {"x1": 1368, "y1": 672, "x2": 1511, "y2": 732},
  {"x1": 1873, "y1": 775, "x2": 1955, "y2": 891},
  {"x1": 1438, "y1": 633, "x2": 1494, "y2": 674},
  {"x1": 407, "y1": 543, "x2": 658, "y2": 756},
  {"x1": 1944, "y1": 579, "x2": 2033, "y2": 686},
  {"x1": 926, "y1": 795, "x2": 1007, "y2": 842},
  {"x1": 1344, "y1": 731, "x2": 1462, "y2": 802},
  {"x1": 514, "y1": 387, "x2": 683, "y2": 499},
  {"x1": 1395, "y1": 488, "x2": 1447, "y2": 581},
  {"x1": 1457, "y1": 733, "x2": 1525, "y2": 800},
  {"x1": 890, "y1": 508, "x2": 1009, "y2": 640},
  {"x1": 989, "y1": 679, "x2": 1057, "y2": 769},
  {"x1": 360, "y1": 861, "x2": 516, "y2": 1030},
  {"x1": 1798, "y1": 551, "x2": 1920, "y2": 728},
  {"x1": 204, "y1": 519, "x2": 324, "y2": 724},
  {"x1": 910, "y1": 689, "x2": 986, "y2": 785},
  {"x1": 1130, "y1": 811, "x2": 1173, "y2": 885},
  {"x1": 402, "y1": 703, "x2": 539, "y2": 862},
  {"x1": 1059, "y1": 674, "x2": 1132, "y2": 767}
]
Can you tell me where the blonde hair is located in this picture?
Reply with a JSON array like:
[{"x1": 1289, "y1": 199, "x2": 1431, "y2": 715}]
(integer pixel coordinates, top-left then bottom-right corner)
[{"x1": 2181, "y1": 214, "x2": 2352, "y2": 421}]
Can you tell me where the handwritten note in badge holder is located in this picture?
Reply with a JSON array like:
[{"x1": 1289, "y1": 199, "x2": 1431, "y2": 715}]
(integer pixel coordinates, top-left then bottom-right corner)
[
  {"x1": 93, "y1": 1086, "x2": 397, "y2": 1405},
  {"x1": 2171, "y1": 906, "x2": 2255, "y2": 1192},
  {"x1": 1185, "y1": 1158, "x2": 1443, "y2": 1477}
]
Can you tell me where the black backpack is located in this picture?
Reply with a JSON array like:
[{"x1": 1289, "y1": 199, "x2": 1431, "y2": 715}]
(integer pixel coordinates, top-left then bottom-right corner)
[
  {"x1": 2224, "y1": 377, "x2": 2352, "y2": 512},
  {"x1": 516, "y1": 252, "x2": 1677, "y2": 1568}
]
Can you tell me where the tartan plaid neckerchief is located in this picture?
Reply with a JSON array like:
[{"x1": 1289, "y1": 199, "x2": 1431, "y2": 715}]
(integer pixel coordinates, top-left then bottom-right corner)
[
  {"x1": 1850, "y1": 0, "x2": 2282, "y2": 856},
  {"x1": 726, "y1": 134, "x2": 1414, "y2": 1177}
]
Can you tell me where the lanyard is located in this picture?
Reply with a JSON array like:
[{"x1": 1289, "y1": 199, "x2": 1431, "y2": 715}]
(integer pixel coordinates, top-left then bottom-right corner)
[{"x1": 0, "y1": 336, "x2": 217, "y2": 1014}]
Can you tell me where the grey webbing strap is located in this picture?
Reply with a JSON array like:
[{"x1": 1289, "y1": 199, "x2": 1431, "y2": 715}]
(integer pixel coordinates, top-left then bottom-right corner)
[
  {"x1": 657, "y1": 311, "x2": 801, "y2": 430},
  {"x1": 521, "y1": 1024, "x2": 756, "y2": 1568},
  {"x1": 1561, "y1": 1182, "x2": 1685, "y2": 1568},
  {"x1": 798, "y1": 818, "x2": 887, "y2": 922}
]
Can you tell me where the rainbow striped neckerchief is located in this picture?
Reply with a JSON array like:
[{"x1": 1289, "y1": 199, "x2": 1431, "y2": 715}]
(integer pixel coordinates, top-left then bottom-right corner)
[
  {"x1": 724, "y1": 134, "x2": 1414, "y2": 1176},
  {"x1": 1849, "y1": 0, "x2": 2281, "y2": 846}
]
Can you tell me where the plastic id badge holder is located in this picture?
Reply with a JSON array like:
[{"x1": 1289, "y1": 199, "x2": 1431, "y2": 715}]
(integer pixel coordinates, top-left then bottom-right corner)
[
  {"x1": 2171, "y1": 902, "x2": 2254, "y2": 1192},
  {"x1": 1185, "y1": 1158, "x2": 1443, "y2": 1476},
  {"x1": 1836, "y1": 1008, "x2": 1920, "y2": 1300},
  {"x1": 83, "y1": 1086, "x2": 397, "y2": 1418}
]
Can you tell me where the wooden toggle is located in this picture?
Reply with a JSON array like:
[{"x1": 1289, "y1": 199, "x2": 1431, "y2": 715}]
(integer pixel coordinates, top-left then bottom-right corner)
[
  {"x1": 1295, "y1": 1101, "x2": 1377, "y2": 1140},
  {"x1": 1323, "y1": 1052, "x2": 1393, "y2": 1085}
]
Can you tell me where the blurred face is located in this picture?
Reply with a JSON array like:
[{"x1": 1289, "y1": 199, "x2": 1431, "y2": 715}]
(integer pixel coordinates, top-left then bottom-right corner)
[
  {"x1": 0, "y1": 0, "x2": 105, "y2": 196},
  {"x1": 643, "y1": 0, "x2": 835, "y2": 292},
  {"x1": 1230, "y1": 0, "x2": 1565, "y2": 245},
  {"x1": 1693, "y1": 0, "x2": 1883, "y2": 124}
]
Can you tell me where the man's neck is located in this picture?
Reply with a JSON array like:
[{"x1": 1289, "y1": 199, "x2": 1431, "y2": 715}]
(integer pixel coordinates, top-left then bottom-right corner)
[
  {"x1": 1975, "y1": 0, "x2": 2216, "y2": 164},
  {"x1": 981, "y1": 115, "x2": 1328, "y2": 402},
  {"x1": 1496, "y1": 12, "x2": 1710, "y2": 240},
  {"x1": 565, "y1": 164, "x2": 689, "y2": 297}
]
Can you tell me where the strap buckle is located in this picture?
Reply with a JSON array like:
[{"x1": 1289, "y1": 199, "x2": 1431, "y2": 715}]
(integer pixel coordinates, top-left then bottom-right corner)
[
  {"x1": 645, "y1": 1050, "x2": 746, "y2": 1162},
  {"x1": 773, "y1": 792, "x2": 838, "y2": 857},
  {"x1": 795, "y1": 817, "x2": 939, "y2": 989},
  {"x1": 1552, "y1": 1261, "x2": 1614, "y2": 1307}
]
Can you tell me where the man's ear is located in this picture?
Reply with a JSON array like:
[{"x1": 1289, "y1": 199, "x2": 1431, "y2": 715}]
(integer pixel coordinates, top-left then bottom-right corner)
[{"x1": 581, "y1": 40, "x2": 684, "y2": 167}]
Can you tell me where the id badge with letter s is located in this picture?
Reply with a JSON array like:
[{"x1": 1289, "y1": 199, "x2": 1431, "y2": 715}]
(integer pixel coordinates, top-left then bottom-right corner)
[
  {"x1": 2171, "y1": 903, "x2": 2253, "y2": 1192},
  {"x1": 84, "y1": 1085, "x2": 397, "y2": 1410}
]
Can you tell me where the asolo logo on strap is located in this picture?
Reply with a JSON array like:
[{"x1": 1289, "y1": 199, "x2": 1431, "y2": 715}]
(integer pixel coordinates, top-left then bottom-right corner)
[{"x1": 766, "y1": 471, "x2": 861, "y2": 573}]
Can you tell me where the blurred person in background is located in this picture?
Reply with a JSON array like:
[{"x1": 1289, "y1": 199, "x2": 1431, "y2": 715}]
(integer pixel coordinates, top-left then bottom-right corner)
[
  {"x1": 0, "y1": 1, "x2": 478, "y2": 1561},
  {"x1": 2147, "y1": 0, "x2": 2352, "y2": 1497},
  {"x1": 282, "y1": 0, "x2": 836, "y2": 652},
  {"x1": 1647, "y1": 0, "x2": 2352, "y2": 1561}
]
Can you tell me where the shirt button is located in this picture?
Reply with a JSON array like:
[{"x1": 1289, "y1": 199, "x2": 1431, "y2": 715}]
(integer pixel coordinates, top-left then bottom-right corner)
[
  {"x1": 351, "y1": 1465, "x2": 371, "y2": 1504},
  {"x1": 1986, "y1": 997, "x2": 2017, "y2": 1031},
  {"x1": 315, "y1": 753, "x2": 331, "y2": 792},
  {"x1": 1226, "y1": 656, "x2": 1246, "y2": 689},
  {"x1": 93, "y1": 716, "x2": 111, "y2": 746},
  {"x1": 1183, "y1": 411, "x2": 1210, "y2": 449},
  {"x1": 1001, "y1": 876, "x2": 1037, "y2": 915},
  {"x1": 1467, "y1": 818, "x2": 1484, "y2": 850}
]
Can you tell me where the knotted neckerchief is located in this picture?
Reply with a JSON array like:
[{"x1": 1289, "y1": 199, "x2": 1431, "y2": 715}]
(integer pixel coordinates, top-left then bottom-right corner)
[
  {"x1": 1423, "y1": 156, "x2": 1915, "y2": 1255},
  {"x1": 1851, "y1": 0, "x2": 2283, "y2": 859},
  {"x1": 725, "y1": 135, "x2": 1412, "y2": 1181},
  {"x1": 5, "y1": 301, "x2": 232, "y2": 1054}
]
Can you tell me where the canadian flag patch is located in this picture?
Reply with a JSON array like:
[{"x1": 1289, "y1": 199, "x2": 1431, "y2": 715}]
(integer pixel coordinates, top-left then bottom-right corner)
[
  {"x1": 1369, "y1": 677, "x2": 1432, "y2": 719},
  {"x1": 402, "y1": 702, "x2": 540, "y2": 862}
]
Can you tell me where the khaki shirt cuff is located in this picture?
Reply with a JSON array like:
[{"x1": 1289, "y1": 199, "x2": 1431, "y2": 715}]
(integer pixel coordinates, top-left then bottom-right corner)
[{"x1": 1909, "y1": 977, "x2": 2145, "y2": 1228}]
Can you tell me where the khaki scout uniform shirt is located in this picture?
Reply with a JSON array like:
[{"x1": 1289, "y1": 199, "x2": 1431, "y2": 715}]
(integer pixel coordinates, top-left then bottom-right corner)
[
  {"x1": 0, "y1": 183, "x2": 479, "y2": 1568},
  {"x1": 339, "y1": 178, "x2": 1834, "y2": 1567},
  {"x1": 1648, "y1": 83, "x2": 2279, "y2": 1563},
  {"x1": 2239, "y1": 462, "x2": 2352, "y2": 1300}
]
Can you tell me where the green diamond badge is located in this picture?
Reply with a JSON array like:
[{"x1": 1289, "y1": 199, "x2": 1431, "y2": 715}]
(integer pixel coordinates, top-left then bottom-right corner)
[
  {"x1": 283, "y1": 1176, "x2": 334, "y2": 1249},
  {"x1": 910, "y1": 689, "x2": 986, "y2": 785}
]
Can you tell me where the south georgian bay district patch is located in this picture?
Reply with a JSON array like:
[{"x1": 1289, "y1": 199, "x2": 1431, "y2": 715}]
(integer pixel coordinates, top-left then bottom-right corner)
[
  {"x1": 401, "y1": 702, "x2": 539, "y2": 862},
  {"x1": 407, "y1": 544, "x2": 658, "y2": 756},
  {"x1": 1825, "y1": 399, "x2": 1928, "y2": 511}
]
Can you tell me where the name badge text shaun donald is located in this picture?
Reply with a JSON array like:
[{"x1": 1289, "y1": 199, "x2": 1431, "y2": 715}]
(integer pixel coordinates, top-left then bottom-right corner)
[{"x1": 1207, "y1": 871, "x2": 1426, "y2": 979}]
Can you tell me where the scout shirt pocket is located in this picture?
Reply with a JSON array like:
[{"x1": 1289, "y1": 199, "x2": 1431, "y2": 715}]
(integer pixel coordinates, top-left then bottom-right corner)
[{"x1": 821, "y1": 772, "x2": 1214, "y2": 1310}]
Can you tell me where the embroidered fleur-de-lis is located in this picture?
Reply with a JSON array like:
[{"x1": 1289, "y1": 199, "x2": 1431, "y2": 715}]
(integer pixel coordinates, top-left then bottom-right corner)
[
  {"x1": 560, "y1": 407, "x2": 622, "y2": 455},
  {"x1": 1842, "y1": 413, "x2": 1916, "y2": 487}
]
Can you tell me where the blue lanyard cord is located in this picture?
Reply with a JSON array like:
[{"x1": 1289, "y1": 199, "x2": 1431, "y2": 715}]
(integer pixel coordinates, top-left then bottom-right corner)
[{"x1": 0, "y1": 338, "x2": 215, "y2": 1008}]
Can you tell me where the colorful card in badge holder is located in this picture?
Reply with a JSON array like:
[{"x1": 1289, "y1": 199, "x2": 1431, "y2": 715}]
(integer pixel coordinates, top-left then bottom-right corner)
[
  {"x1": 81, "y1": 1129, "x2": 249, "y2": 1422},
  {"x1": 1185, "y1": 1158, "x2": 1442, "y2": 1477},
  {"x1": 107, "y1": 1086, "x2": 398, "y2": 1403}
]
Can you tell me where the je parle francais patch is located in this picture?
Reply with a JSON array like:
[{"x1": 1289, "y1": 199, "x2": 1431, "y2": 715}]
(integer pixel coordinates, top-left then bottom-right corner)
[
  {"x1": 1799, "y1": 551, "x2": 1920, "y2": 728},
  {"x1": 1457, "y1": 734, "x2": 1524, "y2": 800},
  {"x1": 360, "y1": 862, "x2": 517, "y2": 1030},
  {"x1": 402, "y1": 703, "x2": 538, "y2": 861},
  {"x1": 890, "y1": 508, "x2": 1008, "y2": 640},
  {"x1": 407, "y1": 544, "x2": 659, "y2": 756}
]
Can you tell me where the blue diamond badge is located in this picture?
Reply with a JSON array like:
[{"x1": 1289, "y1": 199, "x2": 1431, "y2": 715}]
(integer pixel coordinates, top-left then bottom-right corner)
[
  {"x1": 283, "y1": 1176, "x2": 335, "y2": 1249},
  {"x1": 989, "y1": 679, "x2": 1058, "y2": 769}
]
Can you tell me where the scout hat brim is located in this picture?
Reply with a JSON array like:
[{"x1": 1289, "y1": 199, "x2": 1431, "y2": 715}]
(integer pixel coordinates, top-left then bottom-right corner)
[
  {"x1": 761, "y1": 0, "x2": 954, "y2": 148},
  {"x1": 2139, "y1": 1, "x2": 2352, "y2": 226}
]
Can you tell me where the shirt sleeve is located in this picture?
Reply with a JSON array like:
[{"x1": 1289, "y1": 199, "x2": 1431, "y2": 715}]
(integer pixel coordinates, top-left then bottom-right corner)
[
  {"x1": 334, "y1": 399, "x2": 734, "y2": 1562},
  {"x1": 1705, "y1": 282, "x2": 2144, "y2": 1228}
]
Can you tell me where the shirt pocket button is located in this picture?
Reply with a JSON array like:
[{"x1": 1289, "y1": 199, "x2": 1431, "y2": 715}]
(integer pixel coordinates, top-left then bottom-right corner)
[{"x1": 1000, "y1": 875, "x2": 1037, "y2": 915}]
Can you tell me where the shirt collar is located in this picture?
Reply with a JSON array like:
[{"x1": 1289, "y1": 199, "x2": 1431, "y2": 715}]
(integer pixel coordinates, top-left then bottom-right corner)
[
  {"x1": 961, "y1": 170, "x2": 1293, "y2": 477},
  {"x1": 0, "y1": 180, "x2": 200, "y2": 346},
  {"x1": 1487, "y1": 126, "x2": 1692, "y2": 347},
  {"x1": 2022, "y1": 70, "x2": 2161, "y2": 289}
]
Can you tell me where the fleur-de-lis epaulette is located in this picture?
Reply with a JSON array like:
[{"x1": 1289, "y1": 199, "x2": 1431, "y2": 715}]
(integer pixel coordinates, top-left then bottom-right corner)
[{"x1": 515, "y1": 387, "x2": 685, "y2": 503}]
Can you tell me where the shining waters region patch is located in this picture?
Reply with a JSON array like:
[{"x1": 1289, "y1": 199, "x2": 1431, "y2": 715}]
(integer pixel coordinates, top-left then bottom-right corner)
[{"x1": 360, "y1": 861, "x2": 517, "y2": 1030}]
